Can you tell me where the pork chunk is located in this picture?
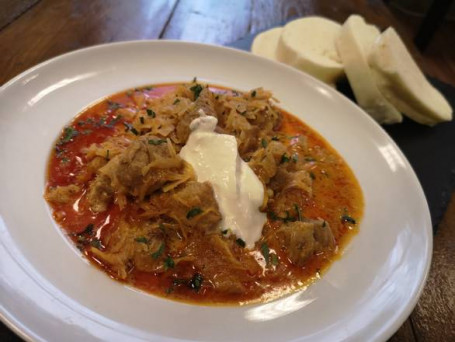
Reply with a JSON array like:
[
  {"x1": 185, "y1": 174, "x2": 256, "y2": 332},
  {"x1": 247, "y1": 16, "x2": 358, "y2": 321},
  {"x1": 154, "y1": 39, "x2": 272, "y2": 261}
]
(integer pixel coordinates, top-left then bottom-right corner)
[
  {"x1": 176, "y1": 88, "x2": 217, "y2": 143},
  {"x1": 279, "y1": 220, "x2": 335, "y2": 266}
]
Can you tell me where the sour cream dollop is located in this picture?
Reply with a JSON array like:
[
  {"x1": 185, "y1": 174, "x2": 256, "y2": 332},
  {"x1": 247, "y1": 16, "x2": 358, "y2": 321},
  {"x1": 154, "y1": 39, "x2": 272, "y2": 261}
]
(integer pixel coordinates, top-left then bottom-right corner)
[{"x1": 179, "y1": 115, "x2": 266, "y2": 248}]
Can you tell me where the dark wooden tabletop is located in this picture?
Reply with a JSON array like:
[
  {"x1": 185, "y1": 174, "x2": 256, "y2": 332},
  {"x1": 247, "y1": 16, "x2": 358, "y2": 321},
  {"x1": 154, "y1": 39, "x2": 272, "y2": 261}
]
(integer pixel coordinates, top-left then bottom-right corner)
[{"x1": 1, "y1": 1, "x2": 454, "y2": 341}]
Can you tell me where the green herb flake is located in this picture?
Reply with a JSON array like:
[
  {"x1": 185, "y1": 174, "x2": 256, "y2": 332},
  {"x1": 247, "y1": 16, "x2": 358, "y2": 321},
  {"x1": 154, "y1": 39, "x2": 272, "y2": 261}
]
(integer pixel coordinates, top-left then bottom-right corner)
[
  {"x1": 126, "y1": 90, "x2": 133, "y2": 96},
  {"x1": 271, "y1": 254, "x2": 279, "y2": 266},
  {"x1": 164, "y1": 256, "x2": 175, "y2": 270},
  {"x1": 173, "y1": 98, "x2": 180, "y2": 105},
  {"x1": 80, "y1": 223, "x2": 94, "y2": 236},
  {"x1": 123, "y1": 122, "x2": 139, "y2": 135},
  {"x1": 90, "y1": 239, "x2": 102, "y2": 249},
  {"x1": 341, "y1": 215, "x2": 356, "y2": 225},
  {"x1": 189, "y1": 273, "x2": 203, "y2": 292},
  {"x1": 294, "y1": 204, "x2": 302, "y2": 221},
  {"x1": 260, "y1": 243, "x2": 270, "y2": 265},
  {"x1": 146, "y1": 109, "x2": 156, "y2": 117},
  {"x1": 271, "y1": 136, "x2": 279, "y2": 141},
  {"x1": 280, "y1": 153, "x2": 290, "y2": 164},
  {"x1": 104, "y1": 115, "x2": 122, "y2": 129},
  {"x1": 148, "y1": 139, "x2": 167, "y2": 146},
  {"x1": 190, "y1": 84, "x2": 203, "y2": 100},
  {"x1": 59, "y1": 127, "x2": 79, "y2": 144},
  {"x1": 105, "y1": 150, "x2": 110, "y2": 160},
  {"x1": 292, "y1": 154, "x2": 298, "y2": 163},
  {"x1": 221, "y1": 229, "x2": 228, "y2": 235},
  {"x1": 309, "y1": 172, "x2": 316, "y2": 180},
  {"x1": 269, "y1": 211, "x2": 280, "y2": 221},
  {"x1": 135, "y1": 236, "x2": 148, "y2": 244},
  {"x1": 261, "y1": 139, "x2": 268, "y2": 148},
  {"x1": 251, "y1": 90, "x2": 257, "y2": 97},
  {"x1": 107, "y1": 100, "x2": 121, "y2": 110},
  {"x1": 151, "y1": 243, "x2": 165, "y2": 259},
  {"x1": 235, "y1": 238, "x2": 246, "y2": 248},
  {"x1": 61, "y1": 157, "x2": 69, "y2": 164},
  {"x1": 192, "y1": 76, "x2": 197, "y2": 83},
  {"x1": 140, "y1": 116, "x2": 145, "y2": 124},
  {"x1": 186, "y1": 207, "x2": 203, "y2": 219},
  {"x1": 165, "y1": 287, "x2": 174, "y2": 294}
]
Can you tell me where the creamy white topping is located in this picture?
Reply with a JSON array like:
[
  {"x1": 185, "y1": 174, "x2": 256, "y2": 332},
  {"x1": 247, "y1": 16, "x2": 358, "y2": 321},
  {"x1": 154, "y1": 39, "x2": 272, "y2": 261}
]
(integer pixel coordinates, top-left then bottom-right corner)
[{"x1": 179, "y1": 115, "x2": 266, "y2": 248}]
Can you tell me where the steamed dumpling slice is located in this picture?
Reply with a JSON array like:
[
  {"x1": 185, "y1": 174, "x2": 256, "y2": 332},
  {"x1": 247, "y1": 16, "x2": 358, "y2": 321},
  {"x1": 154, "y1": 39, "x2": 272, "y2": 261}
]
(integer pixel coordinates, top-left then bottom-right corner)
[
  {"x1": 336, "y1": 15, "x2": 402, "y2": 124},
  {"x1": 276, "y1": 17, "x2": 344, "y2": 85},
  {"x1": 251, "y1": 27, "x2": 283, "y2": 60},
  {"x1": 369, "y1": 27, "x2": 453, "y2": 125}
]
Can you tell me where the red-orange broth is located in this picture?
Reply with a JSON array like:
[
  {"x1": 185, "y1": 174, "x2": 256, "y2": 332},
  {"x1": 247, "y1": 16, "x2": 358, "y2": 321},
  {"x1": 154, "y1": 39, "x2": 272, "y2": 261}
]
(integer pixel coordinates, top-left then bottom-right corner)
[{"x1": 45, "y1": 83, "x2": 363, "y2": 305}]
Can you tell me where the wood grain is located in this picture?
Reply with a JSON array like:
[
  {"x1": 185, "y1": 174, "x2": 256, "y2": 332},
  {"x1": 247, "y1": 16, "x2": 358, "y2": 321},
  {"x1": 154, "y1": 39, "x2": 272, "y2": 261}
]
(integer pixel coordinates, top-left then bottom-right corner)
[
  {"x1": 0, "y1": 0, "x2": 177, "y2": 85},
  {"x1": 410, "y1": 192, "x2": 455, "y2": 341},
  {"x1": 0, "y1": 0, "x2": 39, "y2": 30},
  {"x1": 162, "y1": 0, "x2": 252, "y2": 44}
]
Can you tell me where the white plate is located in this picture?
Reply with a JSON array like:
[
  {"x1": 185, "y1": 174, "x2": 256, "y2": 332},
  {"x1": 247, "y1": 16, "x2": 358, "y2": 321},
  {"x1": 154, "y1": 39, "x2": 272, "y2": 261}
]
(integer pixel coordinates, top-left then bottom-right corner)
[{"x1": 0, "y1": 41, "x2": 432, "y2": 341}]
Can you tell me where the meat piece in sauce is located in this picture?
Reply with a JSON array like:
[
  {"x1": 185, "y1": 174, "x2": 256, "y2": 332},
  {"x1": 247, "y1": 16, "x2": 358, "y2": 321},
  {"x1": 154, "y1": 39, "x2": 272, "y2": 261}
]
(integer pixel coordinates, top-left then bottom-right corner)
[
  {"x1": 249, "y1": 140, "x2": 287, "y2": 184},
  {"x1": 278, "y1": 219, "x2": 335, "y2": 266},
  {"x1": 87, "y1": 134, "x2": 185, "y2": 212},
  {"x1": 46, "y1": 184, "x2": 80, "y2": 204},
  {"x1": 176, "y1": 87, "x2": 218, "y2": 143}
]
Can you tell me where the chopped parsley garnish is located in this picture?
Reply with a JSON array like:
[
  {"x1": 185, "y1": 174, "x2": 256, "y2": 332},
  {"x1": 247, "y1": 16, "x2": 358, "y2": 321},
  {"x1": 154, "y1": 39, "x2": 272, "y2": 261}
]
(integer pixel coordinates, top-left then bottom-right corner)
[
  {"x1": 190, "y1": 84, "x2": 203, "y2": 100},
  {"x1": 146, "y1": 109, "x2": 156, "y2": 117},
  {"x1": 261, "y1": 138, "x2": 268, "y2": 148},
  {"x1": 221, "y1": 229, "x2": 229, "y2": 235},
  {"x1": 104, "y1": 115, "x2": 122, "y2": 129},
  {"x1": 61, "y1": 157, "x2": 69, "y2": 164},
  {"x1": 268, "y1": 211, "x2": 280, "y2": 221},
  {"x1": 186, "y1": 207, "x2": 203, "y2": 219},
  {"x1": 80, "y1": 223, "x2": 94, "y2": 235},
  {"x1": 280, "y1": 153, "x2": 290, "y2": 164},
  {"x1": 123, "y1": 122, "x2": 139, "y2": 135},
  {"x1": 148, "y1": 139, "x2": 167, "y2": 145},
  {"x1": 173, "y1": 98, "x2": 180, "y2": 105},
  {"x1": 135, "y1": 236, "x2": 148, "y2": 244},
  {"x1": 271, "y1": 254, "x2": 279, "y2": 266},
  {"x1": 189, "y1": 273, "x2": 203, "y2": 292},
  {"x1": 90, "y1": 239, "x2": 102, "y2": 249},
  {"x1": 294, "y1": 204, "x2": 302, "y2": 221},
  {"x1": 341, "y1": 215, "x2": 356, "y2": 224},
  {"x1": 292, "y1": 154, "x2": 298, "y2": 163},
  {"x1": 164, "y1": 256, "x2": 175, "y2": 270},
  {"x1": 59, "y1": 127, "x2": 78, "y2": 144},
  {"x1": 251, "y1": 90, "x2": 257, "y2": 97},
  {"x1": 151, "y1": 243, "x2": 165, "y2": 259},
  {"x1": 140, "y1": 116, "x2": 145, "y2": 124},
  {"x1": 82, "y1": 129, "x2": 92, "y2": 135},
  {"x1": 260, "y1": 243, "x2": 270, "y2": 265},
  {"x1": 235, "y1": 238, "x2": 246, "y2": 248},
  {"x1": 107, "y1": 100, "x2": 122, "y2": 110}
]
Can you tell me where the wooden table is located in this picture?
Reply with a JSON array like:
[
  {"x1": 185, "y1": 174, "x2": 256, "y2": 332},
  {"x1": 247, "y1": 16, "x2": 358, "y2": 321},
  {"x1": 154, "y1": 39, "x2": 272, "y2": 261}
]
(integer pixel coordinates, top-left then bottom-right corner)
[{"x1": 1, "y1": 1, "x2": 454, "y2": 341}]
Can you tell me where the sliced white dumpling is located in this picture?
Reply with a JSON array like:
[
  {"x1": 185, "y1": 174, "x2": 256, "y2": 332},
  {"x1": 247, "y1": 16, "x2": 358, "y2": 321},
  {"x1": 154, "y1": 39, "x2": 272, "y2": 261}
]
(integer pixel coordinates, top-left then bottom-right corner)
[
  {"x1": 369, "y1": 27, "x2": 452, "y2": 125},
  {"x1": 276, "y1": 17, "x2": 344, "y2": 85},
  {"x1": 336, "y1": 15, "x2": 402, "y2": 124},
  {"x1": 251, "y1": 27, "x2": 283, "y2": 60}
]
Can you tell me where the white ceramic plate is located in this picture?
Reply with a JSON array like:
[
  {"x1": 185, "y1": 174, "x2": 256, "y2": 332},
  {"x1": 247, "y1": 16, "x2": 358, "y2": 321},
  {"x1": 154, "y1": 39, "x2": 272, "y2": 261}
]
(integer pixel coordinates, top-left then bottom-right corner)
[{"x1": 0, "y1": 41, "x2": 432, "y2": 341}]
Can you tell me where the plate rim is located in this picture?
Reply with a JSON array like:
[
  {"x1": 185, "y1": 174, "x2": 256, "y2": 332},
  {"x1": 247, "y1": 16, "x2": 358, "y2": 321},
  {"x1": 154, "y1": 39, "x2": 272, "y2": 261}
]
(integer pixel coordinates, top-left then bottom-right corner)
[{"x1": 0, "y1": 39, "x2": 433, "y2": 342}]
